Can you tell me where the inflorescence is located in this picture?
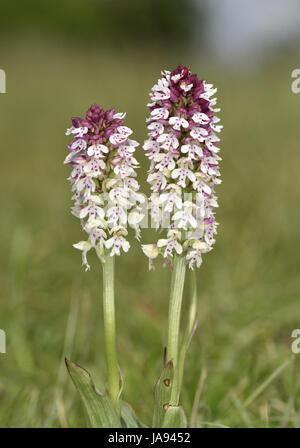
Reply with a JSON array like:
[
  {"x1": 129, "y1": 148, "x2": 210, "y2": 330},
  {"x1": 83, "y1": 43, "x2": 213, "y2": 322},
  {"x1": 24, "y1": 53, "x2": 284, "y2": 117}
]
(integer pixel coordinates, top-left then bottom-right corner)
[
  {"x1": 142, "y1": 65, "x2": 222, "y2": 269},
  {"x1": 65, "y1": 104, "x2": 144, "y2": 270}
]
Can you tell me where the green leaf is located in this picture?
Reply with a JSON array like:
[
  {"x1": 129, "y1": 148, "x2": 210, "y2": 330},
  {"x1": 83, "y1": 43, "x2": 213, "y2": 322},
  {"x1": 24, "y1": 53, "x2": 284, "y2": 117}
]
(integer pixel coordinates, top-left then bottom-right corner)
[
  {"x1": 65, "y1": 358, "x2": 121, "y2": 428},
  {"x1": 120, "y1": 401, "x2": 147, "y2": 428},
  {"x1": 162, "y1": 405, "x2": 188, "y2": 428},
  {"x1": 152, "y1": 359, "x2": 174, "y2": 427}
]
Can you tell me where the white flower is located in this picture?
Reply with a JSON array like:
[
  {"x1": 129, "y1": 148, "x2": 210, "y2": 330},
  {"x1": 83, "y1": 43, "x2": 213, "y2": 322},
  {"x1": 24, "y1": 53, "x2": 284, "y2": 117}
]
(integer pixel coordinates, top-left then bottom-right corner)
[
  {"x1": 151, "y1": 89, "x2": 171, "y2": 101},
  {"x1": 141, "y1": 244, "x2": 159, "y2": 259},
  {"x1": 150, "y1": 192, "x2": 163, "y2": 229},
  {"x1": 75, "y1": 176, "x2": 96, "y2": 193},
  {"x1": 172, "y1": 202, "x2": 197, "y2": 230},
  {"x1": 113, "y1": 162, "x2": 134, "y2": 178},
  {"x1": 193, "y1": 177, "x2": 212, "y2": 196},
  {"x1": 70, "y1": 139, "x2": 87, "y2": 151},
  {"x1": 201, "y1": 84, "x2": 217, "y2": 98},
  {"x1": 190, "y1": 127, "x2": 209, "y2": 142},
  {"x1": 159, "y1": 190, "x2": 182, "y2": 213},
  {"x1": 171, "y1": 73, "x2": 181, "y2": 83},
  {"x1": 157, "y1": 133, "x2": 179, "y2": 150},
  {"x1": 113, "y1": 112, "x2": 126, "y2": 119},
  {"x1": 169, "y1": 116, "x2": 189, "y2": 131},
  {"x1": 128, "y1": 209, "x2": 144, "y2": 239},
  {"x1": 151, "y1": 78, "x2": 171, "y2": 101},
  {"x1": 73, "y1": 241, "x2": 93, "y2": 271},
  {"x1": 157, "y1": 238, "x2": 183, "y2": 257},
  {"x1": 68, "y1": 165, "x2": 83, "y2": 180},
  {"x1": 154, "y1": 152, "x2": 176, "y2": 171},
  {"x1": 141, "y1": 244, "x2": 159, "y2": 270},
  {"x1": 89, "y1": 228, "x2": 107, "y2": 247},
  {"x1": 105, "y1": 235, "x2": 130, "y2": 256},
  {"x1": 171, "y1": 167, "x2": 196, "y2": 188},
  {"x1": 107, "y1": 205, "x2": 127, "y2": 226},
  {"x1": 87, "y1": 144, "x2": 109, "y2": 157},
  {"x1": 179, "y1": 82, "x2": 193, "y2": 92},
  {"x1": 66, "y1": 126, "x2": 88, "y2": 137},
  {"x1": 64, "y1": 151, "x2": 81, "y2": 164},
  {"x1": 116, "y1": 146, "x2": 139, "y2": 166},
  {"x1": 128, "y1": 209, "x2": 144, "y2": 226},
  {"x1": 205, "y1": 134, "x2": 220, "y2": 152},
  {"x1": 186, "y1": 250, "x2": 202, "y2": 269},
  {"x1": 83, "y1": 159, "x2": 106, "y2": 177},
  {"x1": 65, "y1": 127, "x2": 73, "y2": 136},
  {"x1": 72, "y1": 127, "x2": 89, "y2": 138},
  {"x1": 109, "y1": 126, "x2": 133, "y2": 145},
  {"x1": 151, "y1": 108, "x2": 169, "y2": 120},
  {"x1": 143, "y1": 139, "x2": 160, "y2": 159},
  {"x1": 147, "y1": 122, "x2": 164, "y2": 138},
  {"x1": 79, "y1": 202, "x2": 105, "y2": 220},
  {"x1": 192, "y1": 112, "x2": 210, "y2": 124},
  {"x1": 109, "y1": 187, "x2": 129, "y2": 206},
  {"x1": 181, "y1": 143, "x2": 203, "y2": 159},
  {"x1": 147, "y1": 171, "x2": 167, "y2": 191}
]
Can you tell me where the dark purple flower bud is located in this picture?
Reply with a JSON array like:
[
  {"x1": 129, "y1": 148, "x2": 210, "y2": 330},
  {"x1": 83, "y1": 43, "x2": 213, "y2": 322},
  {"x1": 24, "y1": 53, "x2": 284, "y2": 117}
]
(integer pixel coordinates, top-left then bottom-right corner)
[
  {"x1": 198, "y1": 98, "x2": 210, "y2": 112},
  {"x1": 103, "y1": 127, "x2": 115, "y2": 139},
  {"x1": 170, "y1": 87, "x2": 180, "y2": 102},
  {"x1": 72, "y1": 117, "x2": 81, "y2": 127},
  {"x1": 86, "y1": 103, "x2": 104, "y2": 123},
  {"x1": 105, "y1": 108, "x2": 115, "y2": 121},
  {"x1": 80, "y1": 119, "x2": 93, "y2": 129}
]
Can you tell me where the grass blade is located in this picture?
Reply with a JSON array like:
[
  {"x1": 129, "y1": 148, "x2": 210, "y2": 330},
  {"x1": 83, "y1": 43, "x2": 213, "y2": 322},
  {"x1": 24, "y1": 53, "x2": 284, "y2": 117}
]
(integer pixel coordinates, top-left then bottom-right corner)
[
  {"x1": 243, "y1": 357, "x2": 293, "y2": 409},
  {"x1": 190, "y1": 368, "x2": 207, "y2": 427}
]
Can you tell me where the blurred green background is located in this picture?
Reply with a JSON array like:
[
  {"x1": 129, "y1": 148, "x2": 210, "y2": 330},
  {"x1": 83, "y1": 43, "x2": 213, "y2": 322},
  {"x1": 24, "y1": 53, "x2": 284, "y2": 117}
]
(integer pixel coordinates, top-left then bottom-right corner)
[{"x1": 1, "y1": 0, "x2": 300, "y2": 428}]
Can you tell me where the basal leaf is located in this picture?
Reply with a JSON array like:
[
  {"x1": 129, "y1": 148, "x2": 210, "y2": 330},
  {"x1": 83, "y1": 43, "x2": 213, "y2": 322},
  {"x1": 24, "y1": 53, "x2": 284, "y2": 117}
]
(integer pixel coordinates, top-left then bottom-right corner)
[
  {"x1": 152, "y1": 359, "x2": 174, "y2": 427},
  {"x1": 120, "y1": 401, "x2": 147, "y2": 428},
  {"x1": 65, "y1": 358, "x2": 121, "y2": 428},
  {"x1": 162, "y1": 405, "x2": 188, "y2": 428}
]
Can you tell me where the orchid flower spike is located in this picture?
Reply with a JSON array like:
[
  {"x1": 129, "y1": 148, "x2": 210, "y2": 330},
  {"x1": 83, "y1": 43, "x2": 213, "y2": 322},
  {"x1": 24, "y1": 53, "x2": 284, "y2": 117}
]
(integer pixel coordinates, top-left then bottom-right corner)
[
  {"x1": 142, "y1": 65, "x2": 222, "y2": 270},
  {"x1": 65, "y1": 104, "x2": 144, "y2": 270}
]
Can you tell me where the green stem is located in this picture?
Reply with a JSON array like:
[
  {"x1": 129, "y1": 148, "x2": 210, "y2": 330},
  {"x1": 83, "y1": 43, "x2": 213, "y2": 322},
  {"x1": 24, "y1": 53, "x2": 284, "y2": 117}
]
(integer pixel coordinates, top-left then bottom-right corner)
[
  {"x1": 178, "y1": 269, "x2": 197, "y2": 396},
  {"x1": 167, "y1": 254, "x2": 186, "y2": 405},
  {"x1": 102, "y1": 254, "x2": 119, "y2": 407}
]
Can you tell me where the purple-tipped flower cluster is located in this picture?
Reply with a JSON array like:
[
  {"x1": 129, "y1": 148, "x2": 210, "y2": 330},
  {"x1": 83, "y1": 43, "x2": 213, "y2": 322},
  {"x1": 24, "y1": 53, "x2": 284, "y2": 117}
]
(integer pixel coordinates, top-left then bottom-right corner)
[
  {"x1": 142, "y1": 65, "x2": 222, "y2": 269},
  {"x1": 65, "y1": 104, "x2": 144, "y2": 270}
]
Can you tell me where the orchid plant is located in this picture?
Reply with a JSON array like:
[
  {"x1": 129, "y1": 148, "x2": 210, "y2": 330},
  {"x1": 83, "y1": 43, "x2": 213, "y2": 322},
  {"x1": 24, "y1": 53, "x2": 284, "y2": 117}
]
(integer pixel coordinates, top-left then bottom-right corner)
[
  {"x1": 64, "y1": 65, "x2": 222, "y2": 428},
  {"x1": 64, "y1": 104, "x2": 143, "y2": 411},
  {"x1": 142, "y1": 65, "x2": 222, "y2": 409}
]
